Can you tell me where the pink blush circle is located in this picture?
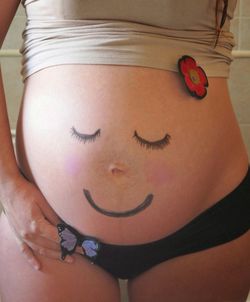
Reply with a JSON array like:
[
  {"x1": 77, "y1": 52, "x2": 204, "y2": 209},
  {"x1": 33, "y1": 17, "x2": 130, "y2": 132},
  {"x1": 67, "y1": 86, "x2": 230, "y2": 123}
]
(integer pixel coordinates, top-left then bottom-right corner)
[
  {"x1": 145, "y1": 160, "x2": 174, "y2": 187},
  {"x1": 64, "y1": 155, "x2": 81, "y2": 176}
]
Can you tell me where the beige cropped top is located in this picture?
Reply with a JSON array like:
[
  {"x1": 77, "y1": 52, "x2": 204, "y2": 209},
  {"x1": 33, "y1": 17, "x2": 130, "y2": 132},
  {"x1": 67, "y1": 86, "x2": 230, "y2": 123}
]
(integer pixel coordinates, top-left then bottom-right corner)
[{"x1": 19, "y1": 0, "x2": 237, "y2": 82}]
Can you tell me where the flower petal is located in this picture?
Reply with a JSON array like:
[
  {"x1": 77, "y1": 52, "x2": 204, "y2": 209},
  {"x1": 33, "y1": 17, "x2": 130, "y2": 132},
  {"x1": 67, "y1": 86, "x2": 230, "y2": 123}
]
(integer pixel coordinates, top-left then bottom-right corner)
[
  {"x1": 197, "y1": 67, "x2": 209, "y2": 87},
  {"x1": 185, "y1": 56, "x2": 197, "y2": 69},
  {"x1": 194, "y1": 84, "x2": 207, "y2": 98},
  {"x1": 185, "y1": 75, "x2": 197, "y2": 92},
  {"x1": 178, "y1": 59, "x2": 189, "y2": 75}
]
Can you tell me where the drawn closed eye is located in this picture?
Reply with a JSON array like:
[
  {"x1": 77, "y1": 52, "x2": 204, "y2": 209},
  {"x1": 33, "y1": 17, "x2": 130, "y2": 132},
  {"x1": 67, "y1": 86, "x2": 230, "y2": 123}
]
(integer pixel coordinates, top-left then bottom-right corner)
[
  {"x1": 70, "y1": 126, "x2": 171, "y2": 150},
  {"x1": 133, "y1": 130, "x2": 171, "y2": 150},
  {"x1": 70, "y1": 126, "x2": 101, "y2": 143}
]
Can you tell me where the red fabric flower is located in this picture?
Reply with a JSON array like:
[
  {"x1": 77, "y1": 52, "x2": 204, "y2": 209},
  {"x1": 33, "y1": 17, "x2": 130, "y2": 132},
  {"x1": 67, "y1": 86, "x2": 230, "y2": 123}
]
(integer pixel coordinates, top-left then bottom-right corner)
[{"x1": 177, "y1": 55, "x2": 209, "y2": 100}]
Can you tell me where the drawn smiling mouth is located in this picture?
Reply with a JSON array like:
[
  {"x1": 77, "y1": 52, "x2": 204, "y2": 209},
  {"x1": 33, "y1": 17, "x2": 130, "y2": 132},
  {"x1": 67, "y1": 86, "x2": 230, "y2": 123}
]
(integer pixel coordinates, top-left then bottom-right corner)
[{"x1": 83, "y1": 189, "x2": 154, "y2": 217}]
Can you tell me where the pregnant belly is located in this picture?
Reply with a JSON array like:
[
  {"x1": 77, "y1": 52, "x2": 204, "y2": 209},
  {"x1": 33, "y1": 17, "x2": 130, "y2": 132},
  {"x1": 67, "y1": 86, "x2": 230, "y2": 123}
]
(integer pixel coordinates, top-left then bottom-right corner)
[{"x1": 15, "y1": 64, "x2": 248, "y2": 244}]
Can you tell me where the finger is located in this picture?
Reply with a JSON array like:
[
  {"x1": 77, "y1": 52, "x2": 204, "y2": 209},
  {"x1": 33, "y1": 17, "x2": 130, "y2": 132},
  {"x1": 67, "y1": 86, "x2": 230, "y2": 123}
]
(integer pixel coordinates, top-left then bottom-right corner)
[
  {"x1": 29, "y1": 221, "x2": 84, "y2": 257},
  {"x1": 16, "y1": 219, "x2": 60, "y2": 249},
  {"x1": 30, "y1": 241, "x2": 74, "y2": 262},
  {"x1": 75, "y1": 246, "x2": 85, "y2": 255},
  {"x1": 37, "y1": 196, "x2": 61, "y2": 226},
  {"x1": 26, "y1": 240, "x2": 74, "y2": 263},
  {"x1": 39, "y1": 219, "x2": 61, "y2": 243},
  {"x1": 14, "y1": 236, "x2": 41, "y2": 270},
  {"x1": 12, "y1": 219, "x2": 61, "y2": 254},
  {"x1": 23, "y1": 233, "x2": 61, "y2": 252}
]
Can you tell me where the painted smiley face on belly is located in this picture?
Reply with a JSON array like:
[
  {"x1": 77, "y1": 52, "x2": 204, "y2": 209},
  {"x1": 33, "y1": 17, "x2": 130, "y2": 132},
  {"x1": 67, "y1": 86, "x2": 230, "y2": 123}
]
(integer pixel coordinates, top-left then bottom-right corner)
[{"x1": 64, "y1": 127, "x2": 172, "y2": 218}]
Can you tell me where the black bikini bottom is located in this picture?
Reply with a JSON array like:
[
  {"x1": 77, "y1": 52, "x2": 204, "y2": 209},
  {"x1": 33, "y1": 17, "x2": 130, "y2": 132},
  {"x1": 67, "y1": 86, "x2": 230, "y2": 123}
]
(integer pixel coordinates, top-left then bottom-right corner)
[{"x1": 57, "y1": 165, "x2": 250, "y2": 280}]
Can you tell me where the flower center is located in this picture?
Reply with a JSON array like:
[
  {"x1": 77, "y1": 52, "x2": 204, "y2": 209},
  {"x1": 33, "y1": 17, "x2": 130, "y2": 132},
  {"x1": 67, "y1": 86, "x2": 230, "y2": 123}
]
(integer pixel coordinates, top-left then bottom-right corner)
[{"x1": 189, "y1": 69, "x2": 200, "y2": 85}]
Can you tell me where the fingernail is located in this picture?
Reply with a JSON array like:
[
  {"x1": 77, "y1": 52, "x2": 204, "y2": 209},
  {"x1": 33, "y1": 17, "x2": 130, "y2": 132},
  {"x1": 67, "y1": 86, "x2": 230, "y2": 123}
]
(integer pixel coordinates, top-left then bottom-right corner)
[
  {"x1": 65, "y1": 256, "x2": 74, "y2": 263},
  {"x1": 30, "y1": 259, "x2": 40, "y2": 270}
]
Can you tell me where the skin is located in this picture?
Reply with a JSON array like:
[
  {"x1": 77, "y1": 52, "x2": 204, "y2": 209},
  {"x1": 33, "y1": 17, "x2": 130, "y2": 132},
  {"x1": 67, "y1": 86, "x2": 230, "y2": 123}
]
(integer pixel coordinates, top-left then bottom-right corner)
[
  {"x1": 64, "y1": 154, "x2": 82, "y2": 177},
  {"x1": 144, "y1": 159, "x2": 175, "y2": 187}
]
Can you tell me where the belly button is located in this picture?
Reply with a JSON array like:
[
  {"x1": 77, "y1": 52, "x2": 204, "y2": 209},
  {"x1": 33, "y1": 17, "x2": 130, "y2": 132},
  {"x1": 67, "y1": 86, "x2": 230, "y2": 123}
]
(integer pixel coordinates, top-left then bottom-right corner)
[
  {"x1": 109, "y1": 164, "x2": 127, "y2": 176},
  {"x1": 111, "y1": 167, "x2": 124, "y2": 175}
]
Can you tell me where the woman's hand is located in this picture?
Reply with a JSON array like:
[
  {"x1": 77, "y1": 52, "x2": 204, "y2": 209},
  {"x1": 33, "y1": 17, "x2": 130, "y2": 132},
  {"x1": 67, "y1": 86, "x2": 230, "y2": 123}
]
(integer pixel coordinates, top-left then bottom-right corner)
[{"x1": 2, "y1": 174, "x2": 79, "y2": 270}]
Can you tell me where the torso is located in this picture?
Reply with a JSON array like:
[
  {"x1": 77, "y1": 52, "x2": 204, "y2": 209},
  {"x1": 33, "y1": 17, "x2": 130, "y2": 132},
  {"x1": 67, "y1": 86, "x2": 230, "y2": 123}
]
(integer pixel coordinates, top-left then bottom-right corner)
[{"x1": 15, "y1": 64, "x2": 249, "y2": 245}]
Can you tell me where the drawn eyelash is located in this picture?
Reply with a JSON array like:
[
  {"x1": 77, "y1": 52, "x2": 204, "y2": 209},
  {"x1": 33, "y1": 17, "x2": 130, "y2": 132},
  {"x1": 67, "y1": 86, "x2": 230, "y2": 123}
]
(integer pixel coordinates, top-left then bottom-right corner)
[
  {"x1": 133, "y1": 130, "x2": 171, "y2": 150},
  {"x1": 70, "y1": 127, "x2": 171, "y2": 150},
  {"x1": 70, "y1": 127, "x2": 101, "y2": 143}
]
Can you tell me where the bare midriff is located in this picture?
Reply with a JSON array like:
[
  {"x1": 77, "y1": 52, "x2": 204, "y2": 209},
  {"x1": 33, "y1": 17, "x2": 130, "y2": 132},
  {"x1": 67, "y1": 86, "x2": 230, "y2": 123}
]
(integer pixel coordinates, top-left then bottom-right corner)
[{"x1": 15, "y1": 64, "x2": 249, "y2": 245}]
